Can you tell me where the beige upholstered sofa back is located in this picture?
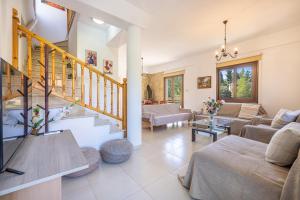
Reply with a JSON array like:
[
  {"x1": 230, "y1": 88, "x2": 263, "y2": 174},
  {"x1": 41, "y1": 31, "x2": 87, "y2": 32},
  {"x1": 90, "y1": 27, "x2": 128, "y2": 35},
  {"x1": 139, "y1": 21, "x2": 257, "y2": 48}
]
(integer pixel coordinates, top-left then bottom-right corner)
[
  {"x1": 217, "y1": 103, "x2": 242, "y2": 117},
  {"x1": 142, "y1": 103, "x2": 180, "y2": 115},
  {"x1": 217, "y1": 103, "x2": 266, "y2": 118}
]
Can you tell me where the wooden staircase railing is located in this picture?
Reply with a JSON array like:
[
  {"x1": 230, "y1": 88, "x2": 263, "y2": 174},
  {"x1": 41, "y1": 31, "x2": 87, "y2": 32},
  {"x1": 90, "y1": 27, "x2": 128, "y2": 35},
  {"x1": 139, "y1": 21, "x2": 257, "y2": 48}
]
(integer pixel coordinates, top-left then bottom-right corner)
[{"x1": 11, "y1": 8, "x2": 127, "y2": 134}]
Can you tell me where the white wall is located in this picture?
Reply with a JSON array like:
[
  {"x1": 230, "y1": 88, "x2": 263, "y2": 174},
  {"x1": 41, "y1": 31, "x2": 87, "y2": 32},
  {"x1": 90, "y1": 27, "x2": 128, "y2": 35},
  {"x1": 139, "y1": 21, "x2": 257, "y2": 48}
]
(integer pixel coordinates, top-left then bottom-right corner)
[
  {"x1": 68, "y1": 15, "x2": 78, "y2": 56},
  {"x1": 33, "y1": 0, "x2": 67, "y2": 43},
  {"x1": 0, "y1": 0, "x2": 35, "y2": 65},
  {"x1": 118, "y1": 44, "x2": 127, "y2": 79},
  {"x1": 76, "y1": 21, "x2": 120, "y2": 112},
  {"x1": 77, "y1": 21, "x2": 119, "y2": 80},
  {"x1": 147, "y1": 25, "x2": 300, "y2": 117}
]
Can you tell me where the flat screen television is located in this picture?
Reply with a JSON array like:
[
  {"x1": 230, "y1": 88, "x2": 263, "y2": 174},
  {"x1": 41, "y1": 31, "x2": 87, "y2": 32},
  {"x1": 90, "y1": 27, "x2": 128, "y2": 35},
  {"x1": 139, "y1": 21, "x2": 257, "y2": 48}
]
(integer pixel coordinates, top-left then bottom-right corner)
[{"x1": 0, "y1": 58, "x2": 32, "y2": 172}]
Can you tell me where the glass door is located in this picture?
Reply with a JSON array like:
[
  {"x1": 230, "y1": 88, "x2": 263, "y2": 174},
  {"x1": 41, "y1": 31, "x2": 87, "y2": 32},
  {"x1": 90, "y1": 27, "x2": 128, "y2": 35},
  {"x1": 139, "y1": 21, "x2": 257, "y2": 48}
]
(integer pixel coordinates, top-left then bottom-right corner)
[{"x1": 164, "y1": 75, "x2": 184, "y2": 107}]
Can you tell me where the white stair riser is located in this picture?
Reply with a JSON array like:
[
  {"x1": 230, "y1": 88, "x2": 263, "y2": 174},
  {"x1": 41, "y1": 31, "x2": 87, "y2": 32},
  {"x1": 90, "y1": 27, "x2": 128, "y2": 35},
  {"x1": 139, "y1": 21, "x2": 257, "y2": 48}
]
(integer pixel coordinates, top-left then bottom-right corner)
[{"x1": 49, "y1": 117, "x2": 123, "y2": 150}]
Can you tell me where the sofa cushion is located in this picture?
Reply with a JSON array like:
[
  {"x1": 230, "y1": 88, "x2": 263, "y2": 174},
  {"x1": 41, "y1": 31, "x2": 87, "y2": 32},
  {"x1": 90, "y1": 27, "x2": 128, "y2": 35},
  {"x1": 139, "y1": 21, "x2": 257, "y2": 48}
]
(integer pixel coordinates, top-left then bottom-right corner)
[
  {"x1": 217, "y1": 103, "x2": 241, "y2": 117},
  {"x1": 271, "y1": 109, "x2": 299, "y2": 129},
  {"x1": 152, "y1": 113, "x2": 192, "y2": 126},
  {"x1": 238, "y1": 104, "x2": 260, "y2": 119},
  {"x1": 266, "y1": 122, "x2": 300, "y2": 166}
]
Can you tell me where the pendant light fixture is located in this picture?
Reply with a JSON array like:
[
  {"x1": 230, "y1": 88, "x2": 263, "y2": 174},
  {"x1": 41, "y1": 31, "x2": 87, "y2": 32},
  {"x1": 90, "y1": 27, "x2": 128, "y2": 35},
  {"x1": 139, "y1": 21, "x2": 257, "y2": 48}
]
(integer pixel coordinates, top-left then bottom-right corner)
[{"x1": 215, "y1": 20, "x2": 238, "y2": 61}]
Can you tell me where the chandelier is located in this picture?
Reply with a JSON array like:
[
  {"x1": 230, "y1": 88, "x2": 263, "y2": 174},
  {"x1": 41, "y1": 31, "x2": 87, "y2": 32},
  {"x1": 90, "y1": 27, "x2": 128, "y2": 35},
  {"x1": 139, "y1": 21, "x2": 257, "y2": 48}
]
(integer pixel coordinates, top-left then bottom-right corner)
[{"x1": 215, "y1": 20, "x2": 238, "y2": 61}]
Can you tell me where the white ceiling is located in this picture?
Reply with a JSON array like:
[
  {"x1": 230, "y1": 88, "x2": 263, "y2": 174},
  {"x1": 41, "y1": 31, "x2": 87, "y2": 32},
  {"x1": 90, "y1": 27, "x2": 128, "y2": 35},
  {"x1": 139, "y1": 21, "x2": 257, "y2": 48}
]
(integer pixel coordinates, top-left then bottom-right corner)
[{"x1": 125, "y1": 0, "x2": 300, "y2": 67}]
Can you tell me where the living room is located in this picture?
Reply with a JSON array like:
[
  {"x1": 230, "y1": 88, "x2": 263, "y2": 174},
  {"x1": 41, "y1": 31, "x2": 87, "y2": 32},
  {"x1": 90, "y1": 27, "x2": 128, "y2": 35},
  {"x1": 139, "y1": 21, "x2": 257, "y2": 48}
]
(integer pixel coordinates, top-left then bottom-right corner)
[{"x1": 0, "y1": 0, "x2": 300, "y2": 200}]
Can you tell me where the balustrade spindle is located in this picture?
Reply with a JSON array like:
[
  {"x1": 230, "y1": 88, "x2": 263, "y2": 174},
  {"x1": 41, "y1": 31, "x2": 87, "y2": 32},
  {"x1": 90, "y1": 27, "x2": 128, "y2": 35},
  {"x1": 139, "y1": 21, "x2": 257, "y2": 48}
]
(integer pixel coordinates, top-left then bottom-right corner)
[
  {"x1": 72, "y1": 60, "x2": 76, "y2": 98},
  {"x1": 40, "y1": 42, "x2": 45, "y2": 80},
  {"x1": 62, "y1": 54, "x2": 66, "y2": 97},
  {"x1": 97, "y1": 75, "x2": 100, "y2": 111},
  {"x1": 81, "y1": 65, "x2": 85, "y2": 105},
  {"x1": 27, "y1": 35, "x2": 32, "y2": 77},
  {"x1": 122, "y1": 78, "x2": 127, "y2": 135},
  {"x1": 104, "y1": 78, "x2": 107, "y2": 112},
  {"x1": 51, "y1": 50, "x2": 56, "y2": 88},
  {"x1": 12, "y1": 9, "x2": 19, "y2": 68},
  {"x1": 89, "y1": 69, "x2": 92, "y2": 107},
  {"x1": 111, "y1": 82, "x2": 113, "y2": 114},
  {"x1": 117, "y1": 86, "x2": 120, "y2": 117}
]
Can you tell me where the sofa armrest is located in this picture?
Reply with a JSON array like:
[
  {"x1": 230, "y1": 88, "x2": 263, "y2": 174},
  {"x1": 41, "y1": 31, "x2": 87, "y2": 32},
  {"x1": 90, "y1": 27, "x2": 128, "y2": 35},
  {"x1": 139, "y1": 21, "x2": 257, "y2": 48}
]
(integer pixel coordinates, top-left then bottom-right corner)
[
  {"x1": 142, "y1": 112, "x2": 155, "y2": 120},
  {"x1": 240, "y1": 125, "x2": 278, "y2": 144},
  {"x1": 180, "y1": 108, "x2": 192, "y2": 113},
  {"x1": 230, "y1": 118, "x2": 252, "y2": 135},
  {"x1": 280, "y1": 150, "x2": 300, "y2": 200},
  {"x1": 252, "y1": 116, "x2": 273, "y2": 126}
]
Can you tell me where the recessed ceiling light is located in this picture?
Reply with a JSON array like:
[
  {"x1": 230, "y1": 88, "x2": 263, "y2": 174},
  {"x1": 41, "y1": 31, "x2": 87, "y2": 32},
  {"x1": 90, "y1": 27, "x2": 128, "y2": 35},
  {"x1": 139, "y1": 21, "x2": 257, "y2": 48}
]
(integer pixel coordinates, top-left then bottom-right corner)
[{"x1": 92, "y1": 18, "x2": 104, "y2": 25}]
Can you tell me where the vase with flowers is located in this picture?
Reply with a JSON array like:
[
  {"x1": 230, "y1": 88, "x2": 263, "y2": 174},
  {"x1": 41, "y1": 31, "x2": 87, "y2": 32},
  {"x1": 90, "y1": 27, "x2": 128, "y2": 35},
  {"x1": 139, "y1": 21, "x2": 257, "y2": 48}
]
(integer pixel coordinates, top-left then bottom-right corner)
[{"x1": 203, "y1": 97, "x2": 225, "y2": 124}]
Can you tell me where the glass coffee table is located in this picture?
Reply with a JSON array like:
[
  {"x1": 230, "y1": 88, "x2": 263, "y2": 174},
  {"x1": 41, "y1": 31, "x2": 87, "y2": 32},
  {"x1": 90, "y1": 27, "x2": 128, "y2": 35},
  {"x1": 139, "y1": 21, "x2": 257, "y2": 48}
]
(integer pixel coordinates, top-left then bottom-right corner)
[{"x1": 191, "y1": 118, "x2": 232, "y2": 142}]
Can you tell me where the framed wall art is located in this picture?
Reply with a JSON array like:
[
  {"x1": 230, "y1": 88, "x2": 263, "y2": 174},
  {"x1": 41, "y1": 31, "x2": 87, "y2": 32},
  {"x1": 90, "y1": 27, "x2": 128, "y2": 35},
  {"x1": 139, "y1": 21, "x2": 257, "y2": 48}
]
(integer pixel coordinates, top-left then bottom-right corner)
[
  {"x1": 85, "y1": 50, "x2": 97, "y2": 66},
  {"x1": 103, "y1": 59, "x2": 113, "y2": 74},
  {"x1": 197, "y1": 76, "x2": 211, "y2": 89}
]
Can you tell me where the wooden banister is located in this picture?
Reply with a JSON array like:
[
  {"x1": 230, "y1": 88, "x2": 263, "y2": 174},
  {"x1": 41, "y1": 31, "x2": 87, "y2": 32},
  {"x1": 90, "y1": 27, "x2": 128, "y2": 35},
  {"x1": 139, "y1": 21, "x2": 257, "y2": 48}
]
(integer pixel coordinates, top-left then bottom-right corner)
[
  {"x1": 27, "y1": 35, "x2": 32, "y2": 77},
  {"x1": 12, "y1": 8, "x2": 19, "y2": 68},
  {"x1": 11, "y1": 8, "x2": 127, "y2": 134},
  {"x1": 122, "y1": 78, "x2": 127, "y2": 136}
]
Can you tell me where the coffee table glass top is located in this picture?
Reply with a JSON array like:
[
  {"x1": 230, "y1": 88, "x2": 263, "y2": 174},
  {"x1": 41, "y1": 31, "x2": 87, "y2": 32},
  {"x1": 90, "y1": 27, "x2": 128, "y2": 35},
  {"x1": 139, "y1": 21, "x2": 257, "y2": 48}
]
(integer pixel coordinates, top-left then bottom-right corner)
[{"x1": 192, "y1": 118, "x2": 232, "y2": 129}]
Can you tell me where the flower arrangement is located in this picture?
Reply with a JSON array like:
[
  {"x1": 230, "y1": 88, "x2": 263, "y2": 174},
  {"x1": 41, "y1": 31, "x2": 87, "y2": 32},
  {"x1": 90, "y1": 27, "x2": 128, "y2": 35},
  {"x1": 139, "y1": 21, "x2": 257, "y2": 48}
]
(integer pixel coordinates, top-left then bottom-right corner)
[{"x1": 203, "y1": 97, "x2": 225, "y2": 115}]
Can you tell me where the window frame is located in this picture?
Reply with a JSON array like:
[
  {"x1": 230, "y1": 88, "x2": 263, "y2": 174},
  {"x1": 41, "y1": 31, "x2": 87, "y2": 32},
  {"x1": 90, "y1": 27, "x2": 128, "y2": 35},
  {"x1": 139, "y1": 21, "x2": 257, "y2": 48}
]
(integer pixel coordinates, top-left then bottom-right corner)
[
  {"x1": 216, "y1": 61, "x2": 258, "y2": 103},
  {"x1": 163, "y1": 74, "x2": 184, "y2": 107}
]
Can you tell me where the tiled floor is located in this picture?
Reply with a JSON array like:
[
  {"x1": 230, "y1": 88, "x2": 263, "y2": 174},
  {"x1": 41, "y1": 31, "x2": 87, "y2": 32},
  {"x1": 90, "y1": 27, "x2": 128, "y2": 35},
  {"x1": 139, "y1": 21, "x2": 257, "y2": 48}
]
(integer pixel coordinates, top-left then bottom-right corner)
[{"x1": 62, "y1": 123, "x2": 216, "y2": 200}]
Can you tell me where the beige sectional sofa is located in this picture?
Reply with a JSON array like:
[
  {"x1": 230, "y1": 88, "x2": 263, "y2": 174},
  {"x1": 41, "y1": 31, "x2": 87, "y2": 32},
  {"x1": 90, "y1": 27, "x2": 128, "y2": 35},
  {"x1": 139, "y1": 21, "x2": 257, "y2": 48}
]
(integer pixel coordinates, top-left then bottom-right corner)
[
  {"x1": 194, "y1": 103, "x2": 266, "y2": 135},
  {"x1": 182, "y1": 134, "x2": 299, "y2": 200},
  {"x1": 182, "y1": 119, "x2": 300, "y2": 200},
  {"x1": 142, "y1": 103, "x2": 192, "y2": 131}
]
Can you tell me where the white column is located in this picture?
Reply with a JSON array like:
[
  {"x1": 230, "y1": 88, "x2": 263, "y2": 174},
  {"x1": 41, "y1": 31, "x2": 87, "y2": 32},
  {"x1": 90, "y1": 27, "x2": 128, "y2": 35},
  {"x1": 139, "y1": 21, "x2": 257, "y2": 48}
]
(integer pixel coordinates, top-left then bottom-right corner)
[{"x1": 127, "y1": 25, "x2": 142, "y2": 146}]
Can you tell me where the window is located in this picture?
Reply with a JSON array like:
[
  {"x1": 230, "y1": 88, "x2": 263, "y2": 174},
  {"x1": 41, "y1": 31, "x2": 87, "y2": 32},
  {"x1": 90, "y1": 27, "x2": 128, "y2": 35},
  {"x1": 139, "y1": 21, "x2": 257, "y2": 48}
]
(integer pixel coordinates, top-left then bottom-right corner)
[
  {"x1": 164, "y1": 75, "x2": 184, "y2": 107},
  {"x1": 217, "y1": 62, "x2": 258, "y2": 103}
]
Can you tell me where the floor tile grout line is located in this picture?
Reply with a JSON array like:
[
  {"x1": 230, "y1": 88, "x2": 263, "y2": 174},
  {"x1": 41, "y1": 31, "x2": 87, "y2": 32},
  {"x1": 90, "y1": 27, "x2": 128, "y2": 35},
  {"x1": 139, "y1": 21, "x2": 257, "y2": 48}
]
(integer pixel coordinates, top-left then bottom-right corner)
[{"x1": 119, "y1": 163, "x2": 165, "y2": 191}]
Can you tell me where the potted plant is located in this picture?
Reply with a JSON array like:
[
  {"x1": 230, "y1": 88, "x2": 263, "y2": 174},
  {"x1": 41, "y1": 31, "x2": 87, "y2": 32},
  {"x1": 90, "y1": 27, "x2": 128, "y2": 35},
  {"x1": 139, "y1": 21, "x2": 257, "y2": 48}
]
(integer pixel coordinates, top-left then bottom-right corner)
[{"x1": 30, "y1": 101, "x2": 78, "y2": 135}]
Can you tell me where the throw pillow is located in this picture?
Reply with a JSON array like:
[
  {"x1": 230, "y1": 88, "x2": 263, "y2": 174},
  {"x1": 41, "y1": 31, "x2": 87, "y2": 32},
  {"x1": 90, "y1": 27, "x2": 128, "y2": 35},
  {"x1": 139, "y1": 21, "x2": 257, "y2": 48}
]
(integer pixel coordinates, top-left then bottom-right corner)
[
  {"x1": 271, "y1": 109, "x2": 299, "y2": 129},
  {"x1": 265, "y1": 122, "x2": 300, "y2": 166},
  {"x1": 238, "y1": 104, "x2": 260, "y2": 119}
]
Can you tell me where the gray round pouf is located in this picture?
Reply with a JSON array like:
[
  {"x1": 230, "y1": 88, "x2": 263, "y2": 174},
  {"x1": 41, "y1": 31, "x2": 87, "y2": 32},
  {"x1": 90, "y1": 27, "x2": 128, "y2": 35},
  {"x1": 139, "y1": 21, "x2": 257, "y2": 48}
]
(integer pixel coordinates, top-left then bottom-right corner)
[
  {"x1": 66, "y1": 147, "x2": 100, "y2": 178},
  {"x1": 100, "y1": 139, "x2": 133, "y2": 164}
]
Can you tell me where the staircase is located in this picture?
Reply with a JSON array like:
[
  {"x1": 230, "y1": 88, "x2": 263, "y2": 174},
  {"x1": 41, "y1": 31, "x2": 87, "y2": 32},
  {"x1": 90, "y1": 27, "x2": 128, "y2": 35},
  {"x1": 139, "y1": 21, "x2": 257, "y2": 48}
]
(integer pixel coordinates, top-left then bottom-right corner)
[{"x1": 10, "y1": 8, "x2": 127, "y2": 148}]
